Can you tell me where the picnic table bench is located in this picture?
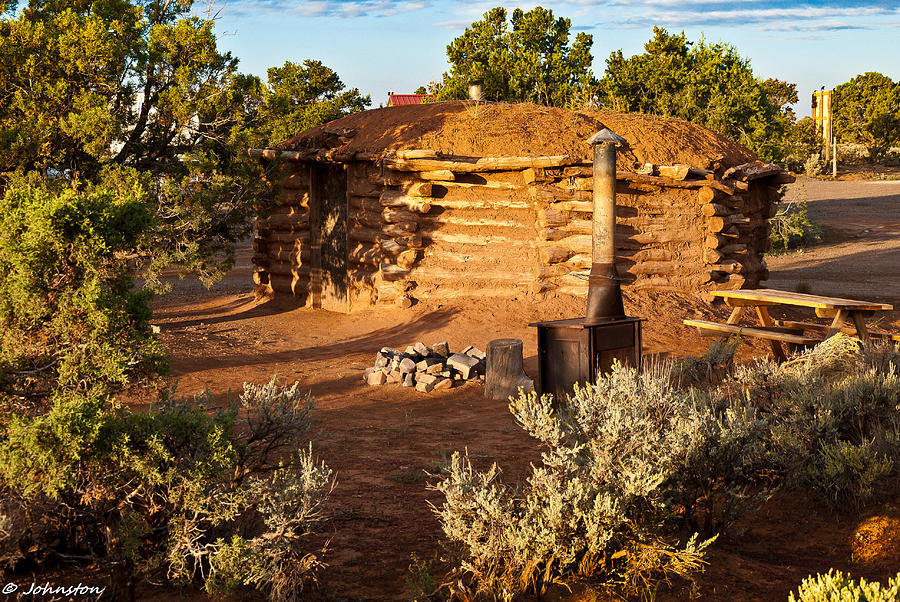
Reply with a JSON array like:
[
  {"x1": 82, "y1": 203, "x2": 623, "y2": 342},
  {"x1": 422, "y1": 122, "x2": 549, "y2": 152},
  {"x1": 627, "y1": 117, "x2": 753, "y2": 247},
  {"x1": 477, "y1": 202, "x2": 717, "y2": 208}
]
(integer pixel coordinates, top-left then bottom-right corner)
[{"x1": 685, "y1": 289, "x2": 895, "y2": 361}]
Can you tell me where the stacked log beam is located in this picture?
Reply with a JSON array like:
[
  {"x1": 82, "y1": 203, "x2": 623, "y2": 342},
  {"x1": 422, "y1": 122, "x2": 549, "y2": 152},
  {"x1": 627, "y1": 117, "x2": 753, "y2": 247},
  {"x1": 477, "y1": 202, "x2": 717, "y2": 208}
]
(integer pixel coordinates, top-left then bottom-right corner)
[
  {"x1": 252, "y1": 165, "x2": 312, "y2": 294},
  {"x1": 359, "y1": 163, "x2": 537, "y2": 304}
]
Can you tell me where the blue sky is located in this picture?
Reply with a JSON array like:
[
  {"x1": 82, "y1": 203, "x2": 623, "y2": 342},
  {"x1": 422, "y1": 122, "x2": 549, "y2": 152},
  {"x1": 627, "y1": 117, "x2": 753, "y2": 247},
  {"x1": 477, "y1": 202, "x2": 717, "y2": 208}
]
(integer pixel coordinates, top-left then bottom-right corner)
[{"x1": 209, "y1": 0, "x2": 900, "y2": 117}]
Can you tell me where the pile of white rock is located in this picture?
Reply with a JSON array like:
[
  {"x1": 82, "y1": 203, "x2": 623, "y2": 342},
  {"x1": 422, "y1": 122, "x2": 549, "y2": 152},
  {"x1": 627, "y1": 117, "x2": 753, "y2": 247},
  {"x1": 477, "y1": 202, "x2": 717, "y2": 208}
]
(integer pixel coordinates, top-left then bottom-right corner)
[{"x1": 363, "y1": 342, "x2": 486, "y2": 392}]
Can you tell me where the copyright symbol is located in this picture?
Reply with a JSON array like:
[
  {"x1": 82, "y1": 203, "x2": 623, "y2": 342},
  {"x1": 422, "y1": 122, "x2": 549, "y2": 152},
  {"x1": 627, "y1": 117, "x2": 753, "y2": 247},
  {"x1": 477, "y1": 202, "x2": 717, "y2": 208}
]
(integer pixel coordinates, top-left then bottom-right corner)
[{"x1": 2, "y1": 583, "x2": 17, "y2": 594}]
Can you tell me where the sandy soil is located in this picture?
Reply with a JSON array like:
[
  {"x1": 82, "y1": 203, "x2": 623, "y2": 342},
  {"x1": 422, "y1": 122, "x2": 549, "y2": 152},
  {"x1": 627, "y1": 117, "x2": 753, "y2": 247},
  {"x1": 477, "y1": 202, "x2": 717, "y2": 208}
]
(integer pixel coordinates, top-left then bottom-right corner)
[
  {"x1": 142, "y1": 177, "x2": 900, "y2": 601},
  {"x1": 282, "y1": 101, "x2": 754, "y2": 172},
  {"x1": 766, "y1": 177, "x2": 900, "y2": 301}
]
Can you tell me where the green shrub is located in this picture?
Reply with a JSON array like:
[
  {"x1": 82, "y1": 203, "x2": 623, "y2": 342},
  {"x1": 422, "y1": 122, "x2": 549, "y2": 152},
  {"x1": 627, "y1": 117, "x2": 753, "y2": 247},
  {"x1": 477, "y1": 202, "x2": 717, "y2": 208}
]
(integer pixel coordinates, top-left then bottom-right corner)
[
  {"x1": 769, "y1": 200, "x2": 823, "y2": 254},
  {"x1": 431, "y1": 364, "x2": 771, "y2": 599},
  {"x1": 0, "y1": 174, "x2": 166, "y2": 398},
  {"x1": 789, "y1": 569, "x2": 900, "y2": 601},
  {"x1": 0, "y1": 378, "x2": 330, "y2": 600}
]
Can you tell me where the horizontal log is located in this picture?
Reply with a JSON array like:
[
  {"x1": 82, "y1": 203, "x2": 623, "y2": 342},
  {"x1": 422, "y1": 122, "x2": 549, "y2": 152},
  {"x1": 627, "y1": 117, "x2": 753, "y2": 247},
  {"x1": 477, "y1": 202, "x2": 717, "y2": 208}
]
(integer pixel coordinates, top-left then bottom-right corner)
[
  {"x1": 380, "y1": 190, "x2": 432, "y2": 213},
  {"x1": 620, "y1": 172, "x2": 735, "y2": 195},
  {"x1": 712, "y1": 273, "x2": 746, "y2": 288},
  {"x1": 349, "y1": 243, "x2": 383, "y2": 266},
  {"x1": 724, "y1": 179, "x2": 749, "y2": 191},
  {"x1": 267, "y1": 246, "x2": 311, "y2": 263},
  {"x1": 536, "y1": 208, "x2": 570, "y2": 227},
  {"x1": 282, "y1": 172, "x2": 309, "y2": 190},
  {"x1": 268, "y1": 274, "x2": 310, "y2": 296},
  {"x1": 708, "y1": 260, "x2": 741, "y2": 274},
  {"x1": 701, "y1": 203, "x2": 728, "y2": 217},
  {"x1": 554, "y1": 178, "x2": 592, "y2": 191},
  {"x1": 431, "y1": 197, "x2": 531, "y2": 210},
  {"x1": 406, "y1": 181, "x2": 432, "y2": 197},
  {"x1": 708, "y1": 215, "x2": 750, "y2": 232},
  {"x1": 697, "y1": 187, "x2": 717, "y2": 204},
  {"x1": 557, "y1": 168, "x2": 736, "y2": 195},
  {"x1": 350, "y1": 210, "x2": 384, "y2": 229},
  {"x1": 251, "y1": 252, "x2": 269, "y2": 267},
  {"x1": 383, "y1": 206, "x2": 420, "y2": 224},
  {"x1": 548, "y1": 200, "x2": 593, "y2": 213},
  {"x1": 267, "y1": 262, "x2": 313, "y2": 277},
  {"x1": 350, "y1": 195, "x2": 383, "y2": 213},
  {"x1": 522, "y1": 167, "x2": 553, "y2": 184},
  {"x1": 381, "y1": 264, "x2": 410, "y2": 281},
  {"x1": 632, "y1": 276, "x2": 684, "y2": 290},
  {"x1": 395, "y1": 149, "x2": 438, "y2": 159},
  {"x1": 347, "y1": 178, "x2": 382, "y2": 198},
  {"x1": 627, "y1": 261, "x2": 697, "y2": 276},
  {"x1": 631, "y1": 230, "x2": 695, "y2": 244},
  {"x1": 412, "y1": 287, "x2": 524, "y2": 300},
  {"x1": 405, "y1": 267, "x2": 533, "y2": 284},
  {"x1": 424, "y1": 231, "x2": 534, "y2": 247},
  {"x1": 723, "y1": 162, "x2": 783, "y2": 181},
  {"x1": 383, "y1": 154, "x2": 579, "y2": 173},
  {"x1": 630, "y1": 248, "x2": 679, "y2": 263},
  {"x1": 349, "y1": 227, "x2": 423, "y2": 249},
  {"x1": 383, "y1": 222, "x2": 417, "y2": 236},
  {"x1": 541, "y1": 246, "x2": 573, "y2": 263},
  {"x1": 349, "y1": 226, "x2": 381, "y2": 244},
  {"x1": 279, "y1": 189, "x2": 309, "y2": 207},
  {"x1": 380, "y1": 239, "x2": 404, "y2": 255},
  {"x1": 433, "y1": 180, "x2": 522, "y2": 191},
  {"x1": 265, "y1": 205, "x2": 309, "y2": 218},
  {"x1": 719, "y1": 242, "x2": 748, "y2": 254},
  {"x1": 658, "y1": 164, "x2": 690, "y2": 180},
  {"x1": 396, "y1": 249, "x2": 419, "y2": 269},
  {"x1": 262, "y1": 214, "x2": 311, "y2": 230},
  {"x1": 422, "y1": 215, "x2": 526, "y2": 229},
  {"x1": 533, "y1": 186, "x2": 592, "y2": 204},
  {"x1": 266, "y1": 230, "x2": 311, "y2": 243},
  {"x1": 704, "y1": 248, "x2": 724, "y2": 264},
  {"x1": 419, "y1": 170, "x2": 456, "y2": 181}
]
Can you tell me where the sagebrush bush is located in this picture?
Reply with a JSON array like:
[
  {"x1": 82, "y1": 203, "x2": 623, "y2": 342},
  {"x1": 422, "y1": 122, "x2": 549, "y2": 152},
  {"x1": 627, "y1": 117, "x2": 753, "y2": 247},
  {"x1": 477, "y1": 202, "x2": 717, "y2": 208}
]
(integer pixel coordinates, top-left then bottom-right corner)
[
  {"x1": 728, "y1": 335, "x2": 900, "y2": 506},
  {"x1": 805, "y1": 440, "x2": 893, "y2": 506},
  {"x1": 788, "y1": 569, "x2": 900, "y2": 602},
  {"x1": 0, "y1": 377, "x2": 330, "y2": 601},
  {"x1": 432, "y1": 363, "x2": 771, "y2": 599}
]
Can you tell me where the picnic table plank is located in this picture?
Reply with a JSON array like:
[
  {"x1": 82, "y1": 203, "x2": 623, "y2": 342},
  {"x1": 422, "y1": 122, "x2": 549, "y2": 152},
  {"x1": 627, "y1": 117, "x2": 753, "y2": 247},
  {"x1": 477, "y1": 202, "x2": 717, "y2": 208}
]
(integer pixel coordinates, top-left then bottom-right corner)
[
  {"x1": 684, "y1": 319, "x2": 820, "y2": 346},
  {"x1": 779, "y1": 321, "x2": 900, "y2": 342},
  {"x1": 710, "y1": 289, "x2": 893, "y2": 311}
]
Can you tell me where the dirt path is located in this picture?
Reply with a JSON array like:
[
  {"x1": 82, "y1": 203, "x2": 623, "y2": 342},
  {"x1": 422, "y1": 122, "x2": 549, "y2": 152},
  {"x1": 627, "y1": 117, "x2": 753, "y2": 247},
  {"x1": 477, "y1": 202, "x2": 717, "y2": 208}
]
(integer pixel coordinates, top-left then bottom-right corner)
[
  {"x1": 766, "y1": 177, "x2": 900, "y2": 301},
  {"x1": 144, "y1": 178, "x2": 900, "y2": 601}
]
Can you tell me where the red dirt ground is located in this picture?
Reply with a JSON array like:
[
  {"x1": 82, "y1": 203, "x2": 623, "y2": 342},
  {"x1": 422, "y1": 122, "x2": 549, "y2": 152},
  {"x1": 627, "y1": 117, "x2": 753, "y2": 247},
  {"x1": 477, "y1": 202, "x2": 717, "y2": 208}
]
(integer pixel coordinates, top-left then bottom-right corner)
[{"x1": 140, "y1": 177, "x2": 900, "y2": 601}]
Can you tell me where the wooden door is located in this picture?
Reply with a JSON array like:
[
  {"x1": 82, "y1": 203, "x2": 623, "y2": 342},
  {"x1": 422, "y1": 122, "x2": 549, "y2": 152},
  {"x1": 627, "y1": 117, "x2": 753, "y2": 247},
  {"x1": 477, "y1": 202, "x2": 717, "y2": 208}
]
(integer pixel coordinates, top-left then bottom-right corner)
[{"x1": 309, "y1": 163, "x2": 349, "y2": 312}]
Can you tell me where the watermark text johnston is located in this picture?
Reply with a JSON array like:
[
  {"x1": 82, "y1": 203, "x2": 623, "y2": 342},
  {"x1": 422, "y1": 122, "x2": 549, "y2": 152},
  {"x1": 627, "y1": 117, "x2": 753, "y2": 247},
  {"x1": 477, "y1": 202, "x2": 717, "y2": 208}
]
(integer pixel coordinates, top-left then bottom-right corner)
[{"x1": 3, "y1": 582, "x2": 106, "y2": 596}]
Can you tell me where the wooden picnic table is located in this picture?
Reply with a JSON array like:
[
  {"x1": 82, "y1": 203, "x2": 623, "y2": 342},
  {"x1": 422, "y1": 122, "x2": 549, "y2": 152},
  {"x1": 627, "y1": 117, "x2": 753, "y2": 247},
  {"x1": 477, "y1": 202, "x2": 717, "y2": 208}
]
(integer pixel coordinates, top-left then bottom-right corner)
[{"x1": 684, "y1": 288, "x2": 895, "y2": 361}]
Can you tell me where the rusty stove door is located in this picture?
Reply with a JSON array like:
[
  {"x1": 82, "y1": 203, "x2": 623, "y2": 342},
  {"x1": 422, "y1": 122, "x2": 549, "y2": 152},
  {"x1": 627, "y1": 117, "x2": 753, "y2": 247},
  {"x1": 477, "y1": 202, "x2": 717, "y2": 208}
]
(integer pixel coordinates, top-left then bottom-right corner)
[{"x1": 309, "y1": 163, "x2": 349, "y2": 312}]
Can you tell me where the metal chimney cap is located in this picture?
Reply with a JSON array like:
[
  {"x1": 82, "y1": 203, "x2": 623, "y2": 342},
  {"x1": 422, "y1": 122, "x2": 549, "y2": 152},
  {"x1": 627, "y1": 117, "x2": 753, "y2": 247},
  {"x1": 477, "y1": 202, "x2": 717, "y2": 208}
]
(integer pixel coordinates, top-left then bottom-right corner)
[{"x1": 587, "y1": 128, "x2": 627, "y2": 146}]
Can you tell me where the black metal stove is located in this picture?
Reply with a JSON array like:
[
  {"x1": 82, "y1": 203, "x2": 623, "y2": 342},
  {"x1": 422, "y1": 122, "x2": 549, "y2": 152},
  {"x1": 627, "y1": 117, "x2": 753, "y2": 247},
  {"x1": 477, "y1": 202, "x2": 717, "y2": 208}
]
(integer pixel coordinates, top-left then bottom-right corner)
[
  {"x1": 530, "y1": 129, "x2": 643, "y2": 399},
  {"x1": 529, "y1": 316, "x2": 642, "y2": 400}
]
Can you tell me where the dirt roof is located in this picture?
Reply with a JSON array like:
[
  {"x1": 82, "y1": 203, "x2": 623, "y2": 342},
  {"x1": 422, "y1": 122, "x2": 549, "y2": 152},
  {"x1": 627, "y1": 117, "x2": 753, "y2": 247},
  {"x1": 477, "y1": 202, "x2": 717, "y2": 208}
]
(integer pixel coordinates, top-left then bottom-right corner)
[{"x1": 278, "y1": 101, "x2": 756, "y2": 171}]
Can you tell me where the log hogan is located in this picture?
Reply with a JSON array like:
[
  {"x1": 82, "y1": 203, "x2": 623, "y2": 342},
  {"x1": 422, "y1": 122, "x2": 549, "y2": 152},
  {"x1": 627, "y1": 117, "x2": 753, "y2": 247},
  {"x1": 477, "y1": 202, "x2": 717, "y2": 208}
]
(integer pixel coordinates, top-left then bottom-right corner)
[{"x1": 248, "y1": 102, "x2": 793, "y2": 312}]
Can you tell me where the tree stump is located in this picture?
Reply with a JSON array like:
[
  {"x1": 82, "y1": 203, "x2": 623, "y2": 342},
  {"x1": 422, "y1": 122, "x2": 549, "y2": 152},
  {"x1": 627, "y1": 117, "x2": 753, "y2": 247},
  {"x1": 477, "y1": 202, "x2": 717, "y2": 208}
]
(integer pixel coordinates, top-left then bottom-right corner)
[{"x1": 484, "y1": 338, "x2": 535, "y2": 401}]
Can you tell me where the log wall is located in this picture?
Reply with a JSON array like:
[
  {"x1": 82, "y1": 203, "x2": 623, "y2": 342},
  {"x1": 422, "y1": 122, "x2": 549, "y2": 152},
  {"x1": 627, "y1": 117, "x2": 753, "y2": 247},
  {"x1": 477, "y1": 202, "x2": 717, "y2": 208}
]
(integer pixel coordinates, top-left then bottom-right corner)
[{"x1": 250, "y1": 151, "x2": 790, "y2": 309}]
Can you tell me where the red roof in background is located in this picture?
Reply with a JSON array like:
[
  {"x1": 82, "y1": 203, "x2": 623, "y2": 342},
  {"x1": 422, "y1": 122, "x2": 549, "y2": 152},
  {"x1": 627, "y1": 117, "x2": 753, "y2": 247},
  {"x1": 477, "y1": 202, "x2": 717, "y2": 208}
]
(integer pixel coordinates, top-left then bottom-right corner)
[{"x1": 388, "y1": 94, "x2": 433, "y2": 106}]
